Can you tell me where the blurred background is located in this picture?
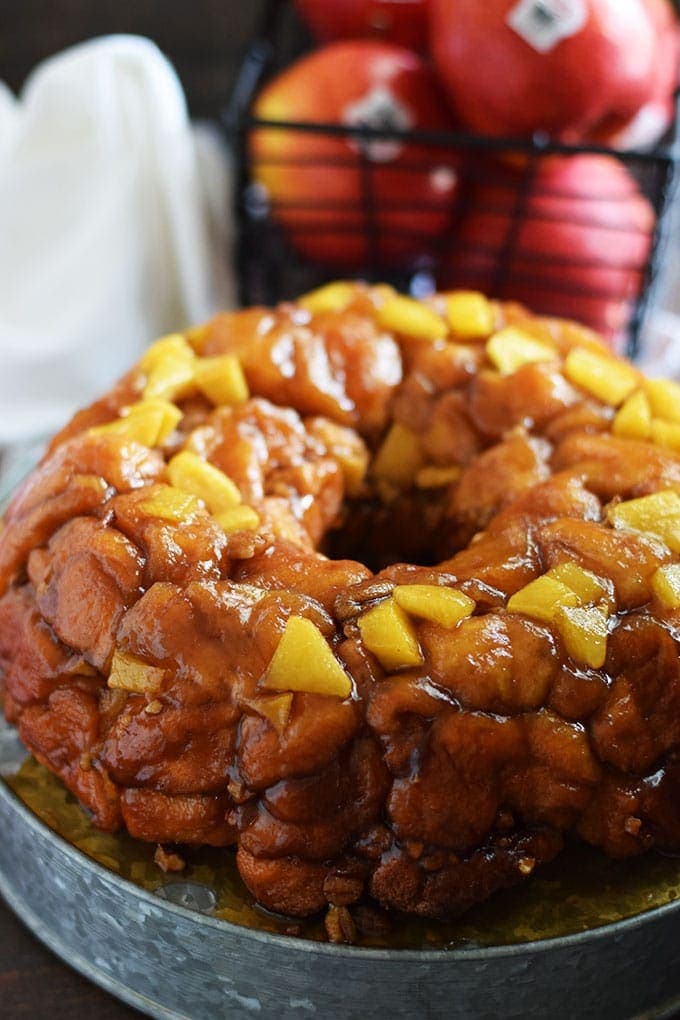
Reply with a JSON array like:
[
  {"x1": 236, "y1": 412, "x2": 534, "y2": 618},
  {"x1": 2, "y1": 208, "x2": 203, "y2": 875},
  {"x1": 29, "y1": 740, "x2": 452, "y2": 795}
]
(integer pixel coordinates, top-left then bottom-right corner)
[{"x1": 1, "y1": 2, "x2": 262, "y2": 119}]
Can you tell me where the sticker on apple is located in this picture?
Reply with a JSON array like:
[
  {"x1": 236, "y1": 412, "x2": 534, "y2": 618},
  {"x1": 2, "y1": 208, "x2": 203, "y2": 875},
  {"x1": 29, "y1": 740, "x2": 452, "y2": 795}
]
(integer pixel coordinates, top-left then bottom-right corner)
[
  {"x1": 343, "y1": 85, "x2": 413, "y2": 162},
  {"x1": 507, "y1": 0, "x2": 588, "y2": 54}
]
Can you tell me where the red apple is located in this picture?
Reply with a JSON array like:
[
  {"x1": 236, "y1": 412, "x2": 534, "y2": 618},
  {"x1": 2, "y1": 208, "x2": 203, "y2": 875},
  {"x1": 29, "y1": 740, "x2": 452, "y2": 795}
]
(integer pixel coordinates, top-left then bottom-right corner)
[
  {"x1": 430, "y1": 0, "x2": 679, "y2": 146},
  {"x1": 443, "y1": 155, "x2": 655, "y2": 347},
  {"x1": 597, "y1": 0, "x2": 680, "y2": 148},
  {"x1": 250, "y1": 41, "x2": 459, "y2": 268},
  {"x1": 295, "y1": 0, "x2": 430, "y2": 51},
  {"x1": 293, "y1": 0, "x2": 430, "y2": 50}
]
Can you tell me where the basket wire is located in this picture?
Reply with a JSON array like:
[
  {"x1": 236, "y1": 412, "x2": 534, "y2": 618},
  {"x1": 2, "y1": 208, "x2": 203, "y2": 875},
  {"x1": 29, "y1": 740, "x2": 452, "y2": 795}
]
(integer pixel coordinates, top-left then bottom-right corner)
[{"x1": 224, "y1": 0, "x2": 680, "y2": 359}]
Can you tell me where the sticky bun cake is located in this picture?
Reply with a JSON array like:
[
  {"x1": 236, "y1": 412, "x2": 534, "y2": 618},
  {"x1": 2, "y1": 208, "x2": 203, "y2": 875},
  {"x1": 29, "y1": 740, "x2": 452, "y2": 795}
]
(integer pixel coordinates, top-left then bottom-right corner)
[{"x1": 1, "y1": 282, "x2": 680, "y2": 925}]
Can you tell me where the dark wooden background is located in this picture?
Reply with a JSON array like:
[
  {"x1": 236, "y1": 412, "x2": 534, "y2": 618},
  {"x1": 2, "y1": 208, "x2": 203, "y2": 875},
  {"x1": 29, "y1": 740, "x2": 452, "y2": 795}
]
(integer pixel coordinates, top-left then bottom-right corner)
[
  {"x1": 0, "y1": 4, "x2": 264, "y2": 1016},
  {"x1": 0, "y1": 0, "x2": 267, "y2": 118}
]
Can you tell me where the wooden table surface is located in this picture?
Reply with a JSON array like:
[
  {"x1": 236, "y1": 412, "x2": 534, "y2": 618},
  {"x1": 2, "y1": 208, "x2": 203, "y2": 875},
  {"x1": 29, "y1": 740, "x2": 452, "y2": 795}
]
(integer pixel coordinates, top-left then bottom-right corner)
[{"x1": 0, "y1": 906, "x2": 140, "y2": 1018}]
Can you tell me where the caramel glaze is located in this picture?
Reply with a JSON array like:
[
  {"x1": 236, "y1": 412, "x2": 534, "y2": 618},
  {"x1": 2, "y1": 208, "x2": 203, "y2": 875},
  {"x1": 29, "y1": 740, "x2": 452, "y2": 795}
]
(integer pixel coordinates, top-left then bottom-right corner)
[{"x1": 1, "y1": 285, "x2": 680, "y2": 922}]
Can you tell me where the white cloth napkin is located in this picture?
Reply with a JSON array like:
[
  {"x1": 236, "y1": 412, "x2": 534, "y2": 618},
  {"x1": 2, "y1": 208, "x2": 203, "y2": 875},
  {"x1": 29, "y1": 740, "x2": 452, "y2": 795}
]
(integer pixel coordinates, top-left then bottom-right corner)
[{"x1": 0, "y1": 35, "x2": 235, "y2": 445}]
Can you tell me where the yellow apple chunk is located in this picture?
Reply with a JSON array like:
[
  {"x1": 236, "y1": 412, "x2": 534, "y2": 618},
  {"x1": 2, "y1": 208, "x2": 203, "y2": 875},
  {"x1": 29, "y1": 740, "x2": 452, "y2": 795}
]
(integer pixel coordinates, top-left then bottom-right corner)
[
  {"x1": 358, "y1": 599, "x2": 423, "y2": 671},
  {"x1": 167, "y1": 451, "x2": 242, "y2": 514},
  {"x1": 139, "y1": 485, "x2": 203, "y2": 523},
  {"x1": 607, "y1": 490, "x2": 680, "y2": 553},
  {"x1": 141, "y1": 334, "x2": 197, "y2": 402},
  {"x1": 372, "y1": 423, "x2": 423, "y2": 488},
  {"x1": 612, "y1": 390, "x2": 652, "y2": 440},
  {"x1": 89, "y1": 399, "x2": 182, "y2": 447},
  {"x1": 215, "y1": 505, "x2": 260, "y2": 534},
  {"x1": 185, "y1": 323, "x2": 208, "y2": 352},
  {"x1": 393, "y1": 585, "x2": 475, "y2": 629},
  {"x1": 140, "y1": 334, "x2": 193, "y2": 372},
  {"x1": 195, "y1": 355, "x2": 249, "y2": 406},
  {"x1": 377, "y1": 295, "x2": 447, "y2": 341},
  {"x1": 556, "y1": 605, "x2": 609, "y2": 670},
  {"x1": 334, "y1": 448, "x2": 369, "y2": 496},
  {"x1": 263, "y1": 616, "x2": 351, "y2": 698},
  {"x1": 444, "y1": 291, "x2": 495, "y2": 340},
  {"x1": 486, "y1": 328, "x2": 556, "y2": 375},
  {"x1": 650, "y1": 564, "x2": 680, "y2": 609},
  {"x1": 248, "y1": 693, "x2": 294, "y2": 733},
  {"x1": 299, "y1": 281, "x2": 355, "y2": 315},
  {"x1": 564, "y1": 347, "x2": 639, "y2": 406},
  {"x1": 644, "y1": 379, "x2": 680, "y2": 423},
  {"x1": 546, "y1": 561, "x2": 609, "y2": 606},
  {"x1": 108, "y1": 650, "x2": 166, "y2": 695},
  {"x1": 650, "y1": 419, "x2": 680, "y2": 453},
  {"x1": 507, "y1": 575, "x2": 580, "y2": 624},
  {"x1": 415, "y1": 466, "x2": 461, "y2": 489}
]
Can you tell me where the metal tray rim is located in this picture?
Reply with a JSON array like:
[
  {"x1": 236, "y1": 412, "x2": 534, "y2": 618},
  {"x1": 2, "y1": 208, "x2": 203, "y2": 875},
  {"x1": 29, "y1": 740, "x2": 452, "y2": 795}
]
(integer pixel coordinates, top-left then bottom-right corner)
[{"x1": 3, "y1": 773, "x2": 680, "y2": 963}]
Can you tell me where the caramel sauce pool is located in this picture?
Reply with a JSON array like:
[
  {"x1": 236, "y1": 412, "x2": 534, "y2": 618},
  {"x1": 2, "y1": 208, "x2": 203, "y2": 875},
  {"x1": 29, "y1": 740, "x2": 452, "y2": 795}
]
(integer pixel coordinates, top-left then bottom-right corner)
[{"x1": 7, "y1": 756, "x2": 680, "y2": 949}]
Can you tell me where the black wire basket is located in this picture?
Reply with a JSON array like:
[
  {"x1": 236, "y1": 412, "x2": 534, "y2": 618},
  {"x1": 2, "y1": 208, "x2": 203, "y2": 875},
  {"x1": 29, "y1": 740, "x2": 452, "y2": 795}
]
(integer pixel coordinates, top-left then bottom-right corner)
[{"x1": 225, "y1": 0, "x2": 680, "y2": 358}]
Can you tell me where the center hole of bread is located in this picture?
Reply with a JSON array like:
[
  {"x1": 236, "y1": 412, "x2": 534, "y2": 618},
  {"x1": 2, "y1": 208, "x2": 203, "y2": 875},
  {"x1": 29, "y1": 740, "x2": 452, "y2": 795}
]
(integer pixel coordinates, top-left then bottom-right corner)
[{"x1": 324, "y1": 491, "x2": 454, "y2": 572}]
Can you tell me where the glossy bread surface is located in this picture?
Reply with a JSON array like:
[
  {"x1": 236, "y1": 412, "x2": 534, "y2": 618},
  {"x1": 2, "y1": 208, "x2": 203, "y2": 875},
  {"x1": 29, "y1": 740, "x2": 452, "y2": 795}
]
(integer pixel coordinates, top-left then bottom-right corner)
[{"x1": 1, "y1": 283, "x2": 679, "y2": 925}]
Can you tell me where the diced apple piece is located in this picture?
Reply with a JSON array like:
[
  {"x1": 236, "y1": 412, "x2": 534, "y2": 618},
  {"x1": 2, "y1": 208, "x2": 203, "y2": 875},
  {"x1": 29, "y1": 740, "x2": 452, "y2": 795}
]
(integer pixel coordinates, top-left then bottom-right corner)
[
  {"x1": 248, "y1": 693, "x2": 294, "y2": 733},
  {"x1": 215, "y1": 505, "x2": 260, "y2": 534},
  {"x1": 89, "y1": 399, "x2": 182, "y2": 447},
  {"x1": 143, "y1": 359, "x2": 195, "y2": 401},
  {"x1": 650, "y1": 419, "x2": 680, "y2": 453},
  {"x1": 358, "y1": 599, "x2": 423, "y2": 671},
  {"x1": 612, "y1": 390, "x2": 652, "y2": 440},
  {"x1": 564, "y1": 347, "x2": 639, "y2": 407},
  {"x1": 139, "y1": 485, "x2": 203, "y2": 522},
  {"x1": 507, "y1": 575, "x2": 580, "y2": 624},
  {"x1": 185, "y1": 323, "x2": 208, "y2": 352},
  {"x1": 486, "y1": 328, "x2": 556, "y2": 376},
  {"x1": 141, "y1": 334, "x2": 196, "y2": 402},
  {"x1": 126, "y1": 399, "x2": 183, "y2": 445},
  {"x1": 556, "y1": 605, "x2": 609, "y2": 670},
  {"x1": 607, "y1": 490, "x2": 680, "y2": 553},
  {"x1": 444, "y1": 291, "x2": 495, "y2": 340},
  {"x1": 140, "y1": 334, "x2": 193, "y2": 372},
  {"x1": 393, "y1": 584, "x2": 475, "y2": 629},
  {"x1": 650, "y1": 564, "x2": 680, "y2": 609},
  {"x1": 644, "y1": 379, "x2": 680, "y2": 423},
  {"x1": 195, "y1": 355, "x2": 249, "y2": 406},
  {"x1": 377, "y1": 295, "x2": 447, "y2": 341},
  {"x1": 167, "y1": 451, "x2": 241, "y2": 513},
  {"x1": 372, "y1": 423, "x2": 423, "y2": 488},
  {"x1": 415, "y1": 466, "x2": 461, "y2": 489},
  {"x1": 299, "y1": 281, "x2": 355, "y2": 315},
  {"x1": 149, "y1": 400, "x2": 184, "y2": 440},
  {"x1": 546, "y1": 561, "x2": 609, "y2": 606},
  {"x1": 263, "y1": 616, "x2": 351, "y2": 698},
  {"x1": 108, "y1": 650, "x2": 166, "y2": 695},
  {"x1": 335, "y1": 448, "x2": 369, "y2": 496},
  {"x1": 143, "y1": 359, "x2": 195, "y2": 403}
]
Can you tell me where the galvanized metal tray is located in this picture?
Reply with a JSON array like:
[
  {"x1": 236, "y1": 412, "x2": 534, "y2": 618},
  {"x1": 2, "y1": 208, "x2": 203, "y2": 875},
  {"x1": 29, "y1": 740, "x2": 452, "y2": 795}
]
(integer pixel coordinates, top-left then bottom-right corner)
[{"x1": 1, "y1": 712, "x2": 680, "y2": 1020}]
